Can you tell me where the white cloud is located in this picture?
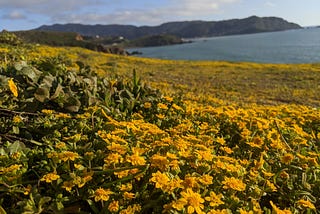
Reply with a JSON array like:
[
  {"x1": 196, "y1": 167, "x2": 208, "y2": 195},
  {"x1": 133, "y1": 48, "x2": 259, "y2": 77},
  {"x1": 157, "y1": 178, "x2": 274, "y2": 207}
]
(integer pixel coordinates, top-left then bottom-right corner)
[
  {"x1": 265, "y1": 1, "x2": 276, "y2": 7},
  {"x1": 54, "y1": 0, "x2": 240, "y2": 25},
  {"x1": 0, "y1": 0, "x2": 240, "y2": 25},
  {"x1": 2, "y1": 10, "x2": 26, "y2": 20}
]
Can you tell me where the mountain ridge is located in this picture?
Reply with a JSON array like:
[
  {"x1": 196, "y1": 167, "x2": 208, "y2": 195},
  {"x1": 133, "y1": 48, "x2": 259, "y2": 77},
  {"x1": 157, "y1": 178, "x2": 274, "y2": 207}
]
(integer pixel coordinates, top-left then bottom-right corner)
[{"x1": 36, "y1": 16, "x2": 302, "y2": 39}]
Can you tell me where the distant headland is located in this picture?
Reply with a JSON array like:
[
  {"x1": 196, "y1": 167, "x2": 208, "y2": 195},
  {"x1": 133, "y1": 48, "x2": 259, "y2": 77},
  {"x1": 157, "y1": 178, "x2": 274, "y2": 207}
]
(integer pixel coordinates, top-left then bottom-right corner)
[{"x1": 35, "y1": 16, "x2": 301, "y2": 40}]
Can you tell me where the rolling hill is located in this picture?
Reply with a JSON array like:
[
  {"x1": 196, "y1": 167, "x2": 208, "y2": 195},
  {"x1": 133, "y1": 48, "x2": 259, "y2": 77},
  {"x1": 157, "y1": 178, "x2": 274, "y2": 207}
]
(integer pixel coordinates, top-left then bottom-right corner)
[{"x1": 36, "y1": 16, "x2": 301, "y2": 39}]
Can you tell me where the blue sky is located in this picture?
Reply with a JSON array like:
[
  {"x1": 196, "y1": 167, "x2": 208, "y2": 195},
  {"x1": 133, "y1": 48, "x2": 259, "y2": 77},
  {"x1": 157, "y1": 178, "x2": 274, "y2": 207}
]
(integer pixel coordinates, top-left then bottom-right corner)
[{"x1": 1, "y1": 0, "x2": 320, "y2": 31}]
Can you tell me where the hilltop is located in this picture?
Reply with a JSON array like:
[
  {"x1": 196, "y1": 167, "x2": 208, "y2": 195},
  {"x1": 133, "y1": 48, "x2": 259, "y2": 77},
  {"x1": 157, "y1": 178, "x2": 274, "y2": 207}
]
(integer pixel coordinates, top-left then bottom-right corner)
[{"x1": 36, "y1": 16, "x2": 301, "y2": 39}]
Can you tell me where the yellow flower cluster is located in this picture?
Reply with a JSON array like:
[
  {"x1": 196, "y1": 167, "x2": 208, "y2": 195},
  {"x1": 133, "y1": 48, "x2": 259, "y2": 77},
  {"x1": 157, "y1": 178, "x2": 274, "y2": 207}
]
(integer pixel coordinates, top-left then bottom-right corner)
[
  {"x1": 3, "y1": 44, "x2": 320, "y2": 213},
  {"x1": 40, "y1": 172, "x2": 60, "y2": 183},
  {"x1": 8, "y1": 78, "x2": 18, "y2": 97}
]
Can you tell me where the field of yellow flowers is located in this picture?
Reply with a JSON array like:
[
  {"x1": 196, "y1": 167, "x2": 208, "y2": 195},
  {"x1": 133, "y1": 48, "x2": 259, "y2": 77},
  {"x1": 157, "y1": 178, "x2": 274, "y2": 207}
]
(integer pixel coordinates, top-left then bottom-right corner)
[{"x1": 1, "y1": 43, "x2": 320, "y2": 213}]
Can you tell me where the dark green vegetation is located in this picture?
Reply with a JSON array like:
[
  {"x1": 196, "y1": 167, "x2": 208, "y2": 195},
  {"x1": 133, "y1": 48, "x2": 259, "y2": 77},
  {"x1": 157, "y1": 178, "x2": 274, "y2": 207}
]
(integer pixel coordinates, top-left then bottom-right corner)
[
  {"x1": 12, "y1": 30, "x2": 186, "y2": 53},
  {"x1": 13, "y1": 30, "x2": 130, "y2": 54},
  {"x1": 128, "y1": 34, "x2": 185, "y2": 47},
  {"x1": 0, "y1": 30, "x2": 22, "y2": 46},
  {"x1": 36, "y1": 16, "x2": 301, "y2": 39}
]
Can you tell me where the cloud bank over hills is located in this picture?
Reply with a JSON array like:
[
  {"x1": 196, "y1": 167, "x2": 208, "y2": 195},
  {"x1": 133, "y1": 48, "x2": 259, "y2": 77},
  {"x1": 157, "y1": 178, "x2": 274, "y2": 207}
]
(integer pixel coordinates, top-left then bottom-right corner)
[
  {"x1": 1, "y1": 0, "x2": 239, "y2": 26},
  {"x1": 1, "y1": 0, "x2": 320, "y2": 30}
]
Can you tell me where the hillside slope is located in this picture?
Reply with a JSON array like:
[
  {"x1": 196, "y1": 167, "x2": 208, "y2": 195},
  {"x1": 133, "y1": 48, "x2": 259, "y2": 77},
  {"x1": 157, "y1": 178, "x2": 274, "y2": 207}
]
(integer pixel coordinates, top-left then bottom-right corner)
[{"x1": 36, "y1": 16, "x2": 301, "y2": 39}]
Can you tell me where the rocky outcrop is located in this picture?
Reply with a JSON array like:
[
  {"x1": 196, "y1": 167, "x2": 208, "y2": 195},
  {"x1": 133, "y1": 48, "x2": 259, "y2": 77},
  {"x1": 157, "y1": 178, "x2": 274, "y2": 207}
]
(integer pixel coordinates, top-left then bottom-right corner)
[{"x1": 95, "y1": 44, "x2": 129, "y2": 56}]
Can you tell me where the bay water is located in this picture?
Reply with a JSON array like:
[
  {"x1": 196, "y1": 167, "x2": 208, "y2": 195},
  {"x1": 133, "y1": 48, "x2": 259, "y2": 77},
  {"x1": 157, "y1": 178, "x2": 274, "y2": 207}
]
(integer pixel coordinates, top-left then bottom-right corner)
[{"x1": 128, "y1": 28, "x2": 320, "y2": 63}]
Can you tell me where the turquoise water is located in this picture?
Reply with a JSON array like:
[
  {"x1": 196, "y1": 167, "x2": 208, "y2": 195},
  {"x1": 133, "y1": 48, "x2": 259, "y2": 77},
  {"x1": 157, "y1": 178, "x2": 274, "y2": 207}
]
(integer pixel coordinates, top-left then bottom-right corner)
[{"x1": 128, "y1": 28, "x2": 320, "y2": 63}]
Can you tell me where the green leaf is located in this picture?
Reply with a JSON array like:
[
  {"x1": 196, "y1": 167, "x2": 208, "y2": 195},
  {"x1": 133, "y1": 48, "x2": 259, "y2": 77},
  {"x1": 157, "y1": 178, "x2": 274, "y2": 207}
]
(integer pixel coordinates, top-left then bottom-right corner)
[
  {"x1": 14, "y1": 61, "x2": 28, "y2": 71},
  {"x1": 86, "y1": 199, "x2": 100, "y2": 214},
  {"x1": 30, "y1": 140, "x2": 43, "y2": 146},
  {"x1": 7, "y1": 141, "x2": 26, "y2": 154},
  {"x1": 15, "y1": 62, "x2": 42, "y2": 83},
  {"x1": 34, "y1": 87, "x2": 50, "y2": 102},
  {"x1": 64, "y1": 96, "x2": 81, "y2": 112},
  {"x1": 41, "y1": 74, "x2": 55, "y2": 88},
  {"x1": 0, "y1": 148, "x2": 7, "y2": 156},
  {"x1": 50, "y1": 83, "x2": 64, "y2": 100},
  {"x1": 12, "y1": 126, "x2": 19, "y2": 134}
]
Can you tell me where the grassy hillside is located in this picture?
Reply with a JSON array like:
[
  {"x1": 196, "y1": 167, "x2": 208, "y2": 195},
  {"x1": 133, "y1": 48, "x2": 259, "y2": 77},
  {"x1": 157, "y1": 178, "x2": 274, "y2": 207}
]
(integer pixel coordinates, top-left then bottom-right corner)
[
  {"x1": 22, "y1": 45, "x2": 320, "y2": 107},
  {"x1": 1, "y1": 43, "x2": 320, "y2": 213}
]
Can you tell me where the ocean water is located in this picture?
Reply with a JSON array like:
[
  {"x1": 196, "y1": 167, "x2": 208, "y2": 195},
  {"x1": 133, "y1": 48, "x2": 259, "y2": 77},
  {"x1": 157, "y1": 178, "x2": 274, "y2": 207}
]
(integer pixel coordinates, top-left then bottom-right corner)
[{"x1": 128, "y1": 28, "x2": 320, "y2": 63}]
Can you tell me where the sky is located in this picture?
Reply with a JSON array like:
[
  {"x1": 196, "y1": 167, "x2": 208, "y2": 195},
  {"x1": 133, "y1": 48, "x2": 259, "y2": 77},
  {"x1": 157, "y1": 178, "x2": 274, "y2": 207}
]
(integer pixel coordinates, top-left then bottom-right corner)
[{"x1": 1, "y1": 0, "x2": 320, "y2": 31}]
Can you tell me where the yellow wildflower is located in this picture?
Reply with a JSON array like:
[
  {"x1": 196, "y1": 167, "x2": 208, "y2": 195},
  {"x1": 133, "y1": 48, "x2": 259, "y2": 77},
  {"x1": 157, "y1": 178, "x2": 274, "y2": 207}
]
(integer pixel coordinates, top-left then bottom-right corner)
[
  {"x1": 221, "y1": 146, "x2": 233, "y2": 154},
  {"x1": 12, "y1": 115, "x2": 22, "y2": 123},
  {"x1": 172, "y1": 103, "x2": 184, "y2": 111},
  {"x1": 55, "y1": 142, "x2": 67, "y2": 149},
  {"x1": 108, "y1": 200, "x2": 119, "y2": 212},
  {"x1": 196, "y1": 150, "x2": 214, "y2": 161},
  {"x1": 207, "y1": 209, "x2": 230, "y2": 214},
  {"x1": 163, "y1": 96, "x2": 173, "y2": 102},
  {"x1": 74, "y1": 163, "x2": 84, "y2": 170},
  {"x1": 216, "y1": 137, "x2": 225, "y2": 145},
  {"x1": 8, "y1": 78, "x2": 18, "y2": 97},
  {"x1": 150, "y1": 171, "x2": 170, "y2": 189},
  {"x1": 55, "y1": 112, "x2": 72, "y2": 119},
  {"x1": 143, "y1": 102, "x2": 152, "y2": 109},
  {"x1": 239, "y1": 209, "x2": 254, "y2": 214},
  {"x1": 199, "y1": 174, "x2": 213, "y2": 185},
  {"x1": 41, "y1": 109, "x2": 55, "y2": 114},
  {"x1": 281, "y1": 153, "x2": 294, "y2": 165},
  {"x1": 222, "y1": 177, "x2": 246, "y2": 191},
  {"x1": 107, "y1": 143, "x2": 127, "y2": 155},
  {"x1": 246, "y1": 136, "x2": 264, "y2": 148},
  {"x1": 72, "y1": 171, "x2": 93, "y2": 188},
  {"x1": 23, "y1": 185, "x2": 32, "y2": 195},
  {"x1": 163, "y1": 178, "x2": 183, "y2": 194},
  {"x1": 296, "y1": 199, "x2": 316, "y2": 209},
  {"x1": 169, "y1": 159, "x2": 181, "y2": 171},
  {"x1": 114, "y1": 170, "x2": 129, "y2": 178},
  {"x1": 94, "y1": 187, "x2": 113, "y2": 202},
  {"x1": 205, "y1": 191, "x2": 224, "y2": 207},
  {"x1": 183, "y1": 176, "x2": 199, "y2": 189},
  {"x1": 58, "y1": 151, "x2": 80, "y2": 162},
  {"x1": 266, "y1": 180, "x2": 277, "y2": 192},
  {"x1": 166, "y1": 152, "x2": 178, "y2": 159},
  {"x1": 40, "y1": 172, "x2": 60, "y2": 183},
  {"x1": 10, "y1": 152, "x2": 21, "y2": 159},
  {"x1": 123, "y1": 191, "x2": 135, "y2": 200},
  {"x1": 104, "y1": 153, "x2": 123, "y2": 165},
  {"x1": 172, "y1": 188, "x2": 205, "y2": 214},
  {"x1": 150, "y1": 154, "x2": 169, "y2": 171},
  {"x1": 62, "y1": 180, "x2": 74, "y2": 192},
  {"x1": 262, "y1": 170, "x2": 275, "y2": 177},
  {"x1": 156, "y1": 113, "x2": 165, "y2": 119},
  {"x1": 270, "y1": 201, "x2": 292, "y2": 214},
  {"x1": 119, "y1": 204, "x2": 141, "y2": 214},
  {"x1": 254, "y1": 153, "x2": 265, "y2": 170},
  {"x1": 280, "y1": 171, "x2": 290, "y2": 179},
  {"x1": 126, "y1": 152, "x2": 146, "y2": 166},
  {"x1": 120, "y1": 183, "x2": 132, "y2": 192},
  {"x1": 157, "y1": 103, "x2": 168, "y2": 110}
]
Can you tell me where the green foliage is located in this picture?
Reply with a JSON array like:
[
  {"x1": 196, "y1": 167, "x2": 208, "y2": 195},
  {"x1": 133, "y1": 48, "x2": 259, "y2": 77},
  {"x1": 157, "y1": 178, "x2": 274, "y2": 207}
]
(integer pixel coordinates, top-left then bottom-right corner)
[
  {"x1": 0, "y1": 30, "x2": 22, "y2": 46},
  {"x1": 0, "y1": 55, "x2": 164, "y2": 115},
  {"x1": 128, "y1": 34, "x2": 184, "y2": 47}
]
